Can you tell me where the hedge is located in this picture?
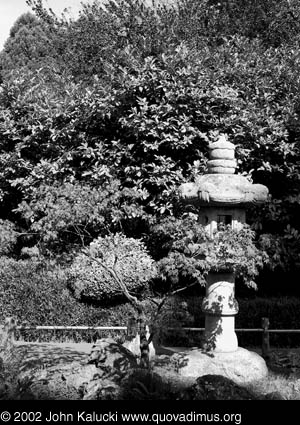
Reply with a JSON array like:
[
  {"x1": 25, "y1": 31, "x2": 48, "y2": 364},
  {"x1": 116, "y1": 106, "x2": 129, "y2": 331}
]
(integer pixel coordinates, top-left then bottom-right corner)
[{"x1": 0, "y1": 256, "x2": 143, "y2": 342}]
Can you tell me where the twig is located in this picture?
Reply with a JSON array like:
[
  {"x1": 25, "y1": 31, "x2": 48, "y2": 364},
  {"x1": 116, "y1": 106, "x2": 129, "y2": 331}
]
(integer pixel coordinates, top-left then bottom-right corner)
[{"x1": 150, "y1": 282, "x2": 198, "y2": 321}]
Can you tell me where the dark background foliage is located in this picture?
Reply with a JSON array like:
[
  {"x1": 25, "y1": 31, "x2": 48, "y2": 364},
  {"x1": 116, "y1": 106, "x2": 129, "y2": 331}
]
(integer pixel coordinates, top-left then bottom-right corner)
[{"x1": 0, "y1": 0, "x2": 300, "y2": 338}]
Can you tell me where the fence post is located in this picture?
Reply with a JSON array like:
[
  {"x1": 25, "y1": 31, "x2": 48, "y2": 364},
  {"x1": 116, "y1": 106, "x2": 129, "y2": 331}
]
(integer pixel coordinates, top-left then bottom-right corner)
[{"x1": 261, "y1": 317, "x2": 270, "y2": 359}]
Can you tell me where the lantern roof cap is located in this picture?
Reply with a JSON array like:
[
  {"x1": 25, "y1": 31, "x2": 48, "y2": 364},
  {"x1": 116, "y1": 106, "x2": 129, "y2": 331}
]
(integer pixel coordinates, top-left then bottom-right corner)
[
  {"x1": 179, "y1": 135, "x2": 269, "y2": 206},
  {"x1": 209, "y1": 135, "x2": 235, "y2": 151},
  {"x1": 180, "y1": 174, "x2": 269, "y2": 206}
]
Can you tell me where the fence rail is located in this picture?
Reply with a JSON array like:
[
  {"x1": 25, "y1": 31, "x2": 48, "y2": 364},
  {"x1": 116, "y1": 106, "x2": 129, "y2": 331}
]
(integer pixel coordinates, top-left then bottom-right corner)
[
  {"x1": 1, "y1": 321, "x2": 299, "y2": 334},
  {"x1": 2, "y1": 324, "x2": 300, "y2": 334},
  {"x1": 1, "y1": 317, "x2": 300, "y2": 359},
  {"x1": 15, "y1": 326, "x2": 127, "y2": 331}
]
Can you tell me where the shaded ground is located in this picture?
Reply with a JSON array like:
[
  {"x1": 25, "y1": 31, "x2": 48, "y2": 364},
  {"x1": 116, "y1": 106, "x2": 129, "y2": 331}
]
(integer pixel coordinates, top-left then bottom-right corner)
[
  {"x1": 1, "y1": 342, "x2": 300, "y2": 399},
  {"x1": 16, "y1": 341, "x2": 91, "y2": 356},
  {"x1": 5, "y1": 342, "x2": 90, "y2": 371}
]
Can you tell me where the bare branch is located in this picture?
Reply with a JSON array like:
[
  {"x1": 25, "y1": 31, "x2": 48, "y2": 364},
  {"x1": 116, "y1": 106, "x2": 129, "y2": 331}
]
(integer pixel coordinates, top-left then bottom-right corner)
[
  {"x1": 170, "y1": 282, "x2": 197, "y2": 296},
  {"x1": 150, "y1": 282, "x2": 198, "y2": 323}
]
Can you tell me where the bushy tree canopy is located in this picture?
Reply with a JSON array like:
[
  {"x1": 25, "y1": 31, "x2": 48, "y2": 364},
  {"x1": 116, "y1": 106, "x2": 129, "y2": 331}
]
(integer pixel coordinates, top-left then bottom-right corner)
[
  {"x1": 0, "y1": 0, "x2": 300, "y2": 285},
  {"x1": 69, "y1": 233, "x2": 156, "y2": 303}
]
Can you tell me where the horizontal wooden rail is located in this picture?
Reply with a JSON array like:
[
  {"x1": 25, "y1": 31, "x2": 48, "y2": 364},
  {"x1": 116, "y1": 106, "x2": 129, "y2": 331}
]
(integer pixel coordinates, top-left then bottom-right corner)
[
  {"x1": 258, "y1": 329, "x2": 300, "y2": 334},
  {"x1": 15, "y1": 326, "x2": 127, "y2": 331},
  {"x1": 1, "y1": 317, "x2": 299, "y2": 361}
]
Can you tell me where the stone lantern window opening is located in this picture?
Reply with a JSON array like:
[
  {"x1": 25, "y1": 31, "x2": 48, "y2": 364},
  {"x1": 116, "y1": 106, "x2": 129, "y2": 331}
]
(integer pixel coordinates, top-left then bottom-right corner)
[
  {"x1": 199, "y1": 207, "x2": 246, "y2": 237},
  {"x1": 217, "y1": 214, "x2": 232, "y2": 229}
]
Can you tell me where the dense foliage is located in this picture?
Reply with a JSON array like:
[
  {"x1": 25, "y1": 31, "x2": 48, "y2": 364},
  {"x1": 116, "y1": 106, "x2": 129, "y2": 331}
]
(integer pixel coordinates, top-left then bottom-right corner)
[
  {"x1": 150, "y1": 217, "x2": 268, "y2": 290},
  {"x1": 0, "y1": 0, "x2": 300, "y2": 302},
  {"x1": 69, "y1": 233, "x2": 156, "y2": 303},
  {"x1": 0, "y1": 256, "x2": 127, "y2": 327}
]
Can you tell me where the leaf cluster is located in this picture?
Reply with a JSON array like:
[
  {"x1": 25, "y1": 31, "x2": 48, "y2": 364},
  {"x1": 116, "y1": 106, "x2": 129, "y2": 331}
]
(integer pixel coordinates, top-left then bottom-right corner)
[{"x1": 151, "y1": 217, "x2": 269, "y2": 290}]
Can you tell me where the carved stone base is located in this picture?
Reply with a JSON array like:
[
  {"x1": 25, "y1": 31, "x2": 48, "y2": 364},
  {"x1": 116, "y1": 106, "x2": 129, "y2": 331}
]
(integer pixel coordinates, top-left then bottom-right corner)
[
  {"x1": 176, "y1": 347, "x2": 268, "y2": 385},
  {"x1": 202, "y1": 273, "x2": 238, "y2": 352},
  {"x1": 203, "y1": 315, "x2": 238, "y2": 352}
]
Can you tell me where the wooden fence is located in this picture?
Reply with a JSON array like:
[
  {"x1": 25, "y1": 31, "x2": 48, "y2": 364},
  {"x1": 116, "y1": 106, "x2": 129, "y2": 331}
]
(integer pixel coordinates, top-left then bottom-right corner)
[{"x1": 1, "y1": 316, "x2": 300, "y2": 358}]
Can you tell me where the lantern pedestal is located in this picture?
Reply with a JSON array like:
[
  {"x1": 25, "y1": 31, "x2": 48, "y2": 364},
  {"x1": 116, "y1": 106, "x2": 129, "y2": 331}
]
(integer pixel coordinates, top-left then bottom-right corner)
[{"x1": 202, "y1": 272, "x2": 238, "y2": 352}]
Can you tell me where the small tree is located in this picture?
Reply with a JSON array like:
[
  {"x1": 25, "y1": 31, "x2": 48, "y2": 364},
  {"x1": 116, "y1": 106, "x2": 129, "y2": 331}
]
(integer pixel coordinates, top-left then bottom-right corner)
[
  {"x1": 69, "y1": 233, "x2": 156, "y2": 367},
  {"x1": 70, "y1": 232, "x2": 199, "y2": 367}
]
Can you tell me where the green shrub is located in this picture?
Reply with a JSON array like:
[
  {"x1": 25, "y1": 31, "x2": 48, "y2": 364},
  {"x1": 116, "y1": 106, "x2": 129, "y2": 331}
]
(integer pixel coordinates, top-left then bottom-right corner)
[
  {"x1": 0, "y1": 256, "x2": 90, "y2": 326},
  {"x1": 0, "y1": 256, "x2": 150, "y2": 342},
  {"x1": 69, "y1": 233, "x2": 157, "y2": 303}
]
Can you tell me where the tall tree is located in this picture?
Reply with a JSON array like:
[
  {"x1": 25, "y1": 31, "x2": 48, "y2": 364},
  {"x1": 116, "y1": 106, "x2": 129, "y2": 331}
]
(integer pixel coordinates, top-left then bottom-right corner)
[{"x1": 0, "y1": 12, "x2": 59, "y2": 77}]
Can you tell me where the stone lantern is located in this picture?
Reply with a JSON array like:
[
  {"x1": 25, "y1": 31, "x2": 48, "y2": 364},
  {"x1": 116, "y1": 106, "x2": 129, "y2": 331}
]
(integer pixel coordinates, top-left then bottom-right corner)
[{"x1": 177, "y1": 135, "x2": 269, "y2": 384}]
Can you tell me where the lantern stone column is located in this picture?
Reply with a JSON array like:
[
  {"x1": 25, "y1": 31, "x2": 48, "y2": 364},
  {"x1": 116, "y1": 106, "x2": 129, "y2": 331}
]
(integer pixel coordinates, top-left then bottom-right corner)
[
  {"x1": 202, "y1": 272, "x2": 238, "y2": 352},
  {"x1": 180, "y1": 135, "x2": 269, "y2": 354}
]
